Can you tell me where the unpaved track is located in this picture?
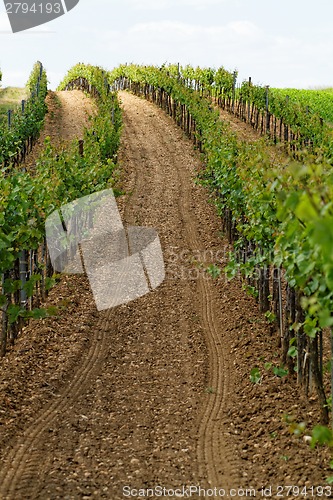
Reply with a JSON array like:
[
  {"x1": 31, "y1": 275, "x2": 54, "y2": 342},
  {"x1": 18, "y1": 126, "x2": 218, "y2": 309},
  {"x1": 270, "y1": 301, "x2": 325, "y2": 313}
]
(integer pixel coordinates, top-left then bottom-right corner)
[
  {"x1": 117, "y1": 91, "x2": 239, "y2": 489},
  {"x1": 0, "y1": 313, "x2": 110, "y2": 499},
  {"x1": 0, "y1": 89, "x2": 240, "y2": 498},
  {"x1": 22, "y1": 89, "x2": 96, "y2": 171}
]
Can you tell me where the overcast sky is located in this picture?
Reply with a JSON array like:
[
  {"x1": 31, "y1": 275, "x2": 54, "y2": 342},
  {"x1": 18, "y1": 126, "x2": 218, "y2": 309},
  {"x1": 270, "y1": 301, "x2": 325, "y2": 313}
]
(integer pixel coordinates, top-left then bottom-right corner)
[{"x1": 0, "y1": 0, "x2": 333, "y2": 90}]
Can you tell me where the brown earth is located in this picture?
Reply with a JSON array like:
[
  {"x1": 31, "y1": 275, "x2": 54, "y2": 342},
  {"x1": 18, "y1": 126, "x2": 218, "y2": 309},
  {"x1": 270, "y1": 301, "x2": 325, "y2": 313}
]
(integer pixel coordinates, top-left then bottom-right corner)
[
  {"x1": 0, "y1": 89, "x2": 331, "y2": 500},
  {"x1": 213, "y1": 99, "x2": 290, "y2": 169},
  {"x1": 22, "y1": 89, "x2": 96, "y2": 170}
]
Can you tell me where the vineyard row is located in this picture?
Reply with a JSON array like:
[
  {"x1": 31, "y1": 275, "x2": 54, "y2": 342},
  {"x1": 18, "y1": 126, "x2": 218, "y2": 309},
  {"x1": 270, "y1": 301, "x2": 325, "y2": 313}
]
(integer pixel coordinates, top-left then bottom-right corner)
[
  {"x1": 110, "y1": 64, "x2": 333, "y2": 426},
  {"x1": 0, "y1": 62, "x2": 48, "y2": 169},
  {"x1": 2, "y1": 61, "x2": 333, "y2": 425},
  {"x1": 0, "y1": 64, "x2": 122, "y2": 357},
  {"x1": 142, "y1": 64, "x2": 333, "y2": 161}
]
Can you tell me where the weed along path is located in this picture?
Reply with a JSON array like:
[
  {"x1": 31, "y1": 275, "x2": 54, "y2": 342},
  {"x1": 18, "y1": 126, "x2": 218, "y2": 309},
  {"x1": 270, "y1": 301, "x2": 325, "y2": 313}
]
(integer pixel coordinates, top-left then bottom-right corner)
[{"x1": 0, "y1": 89, "x2": 331, "y2": 499}]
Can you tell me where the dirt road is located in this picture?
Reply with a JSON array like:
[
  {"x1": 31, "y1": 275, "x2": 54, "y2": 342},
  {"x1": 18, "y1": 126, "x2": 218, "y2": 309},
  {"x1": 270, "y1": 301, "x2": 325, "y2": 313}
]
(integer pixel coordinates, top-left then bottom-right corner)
[
  {"x1": 0, "y1": 89, "x2": 239, "y2": 498},
  {"x1": 0, "y1": 90, "x2": 330, "y2": 499}
]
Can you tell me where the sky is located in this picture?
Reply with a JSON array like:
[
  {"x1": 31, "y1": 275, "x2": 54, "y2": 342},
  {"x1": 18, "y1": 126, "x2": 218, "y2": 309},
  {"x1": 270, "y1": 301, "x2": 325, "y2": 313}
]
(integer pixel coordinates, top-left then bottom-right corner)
[{"x1": 0, "y1": 0, "x2": 333, "y2": 90}]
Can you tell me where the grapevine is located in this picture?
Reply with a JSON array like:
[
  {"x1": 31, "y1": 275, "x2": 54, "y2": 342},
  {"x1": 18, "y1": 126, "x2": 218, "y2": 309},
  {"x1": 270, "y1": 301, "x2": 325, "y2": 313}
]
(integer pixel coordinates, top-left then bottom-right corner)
[
  {"x1": 111, "y1": 63, "x2": 333, "y2": 424},
  {"x1": 0, "y1": 61, "x2": 47, "y2": 168},
  {"x1": 0, "y1": 64, "x2": 122, "y2": 356}
]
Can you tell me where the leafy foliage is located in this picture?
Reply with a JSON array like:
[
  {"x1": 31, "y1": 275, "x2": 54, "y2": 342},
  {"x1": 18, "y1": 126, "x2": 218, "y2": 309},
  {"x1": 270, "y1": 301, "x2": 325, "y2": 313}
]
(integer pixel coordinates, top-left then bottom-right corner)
[
  {"x1": 250, "y1": 367, "x2": 261, "y2": 384},
  {"x1": 58, "y1": 63, "x2": 110, "y2": 100},
  {"x1": 0, "y1": 61, "x2": 48, "y2": 167},
  {"x1": 0, "y1": 64, "x2": 122, "y2": 341},
  {"x1": 311, "y1": 426, "x2": 333, "y2": 448},
  {"x1": 111, "y1": 63, "x2": 333, "y2": 424}
]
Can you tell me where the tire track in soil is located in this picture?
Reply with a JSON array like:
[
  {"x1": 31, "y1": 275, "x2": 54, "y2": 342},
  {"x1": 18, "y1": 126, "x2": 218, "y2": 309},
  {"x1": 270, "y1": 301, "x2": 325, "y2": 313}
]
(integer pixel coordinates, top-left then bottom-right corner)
[
  {"x1": 118, "y1": 91, "x2": 240, "y2": 489},
  {"x1": 0, "y1": 90, "x2": 101, "y2": 500},
  {"x1": 171, "y1": 131, "x2": 239, "y2": 489},
  {"x1": 0, "y1": 312, "x2": 111, "y2": 500},
  {"x1": 117, "y1": 93, "x2": 333, "y2": 493}
]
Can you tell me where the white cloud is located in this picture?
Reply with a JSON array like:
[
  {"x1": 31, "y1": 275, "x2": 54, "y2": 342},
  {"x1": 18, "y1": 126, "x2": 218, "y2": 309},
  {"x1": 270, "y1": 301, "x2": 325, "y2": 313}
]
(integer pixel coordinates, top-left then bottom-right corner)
[
  {"x1": 103, "y1": 19, "x2": 261, "y2": 48},
  {"x1": 123, "y1": 0, "x2": 169, "y2": 9},
  {"x1": 123, "y1": 0, "x2": 226, "y2": 10},
  {"x1": 0, "y1": 11, "x2": 11, "y2": 31},
  {"x1": 0, "y1": 70, "x2": 29, "y2": 87},
  {"x1": 2, "y1": 1, "x2": 333, "y2": 89},
  {"x1": 99, "y1": 20, "x2": 263, "y2": 69},
  {"x1": 96, "y1": 19, "x2": 333, "y2": 88},
  {"x1": 229, "y1": 20, "x2": 260, "y2": 37}
]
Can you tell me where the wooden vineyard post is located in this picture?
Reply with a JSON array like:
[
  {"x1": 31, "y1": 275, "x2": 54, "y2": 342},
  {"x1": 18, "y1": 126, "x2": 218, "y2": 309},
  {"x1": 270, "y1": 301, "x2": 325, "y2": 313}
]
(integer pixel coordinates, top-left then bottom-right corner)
[
  {"x1": 319, "y1": 329, "x2": 323, "y2": 390},
  {"x1": 46, "y1": 242, "x2": 53, "y2": 279},
  {"x1": 279, "y1": 118, "x2": 283, "y2": 142},
  {"x1": 8, "y1": 263, "x2": 19, "y2": 345},
  {"x1": 246, "y1": 241, "x2": 255, "y2": 289},
  {"x1": 258, "y1": 265, "x2": 270, "y2": 313},
  {"x1": 295, "y1": 292, "x2": 306, "y2": 386},
  {"x1": 310, "y1": 334, "x2": 329, "y2": 424},
  {"x1": 272, "y1": 267, "x2": 282, "y2": 342},
  {"x1": 1, "y1": 272, "x2": 9, "y2": 358},
  {"x1": 247, "y1": 77, "x2": 252, "y2": 125},
  {"x1": 283, "y1": 285, "x2": 295, "y2": 365},
  {"x1": 284, "y1": 123, "x2": 289, "y2": 149},
  {"x1": 41, "y1": 241, "x2": 47, "y2": 302},
  {"x1": 173, "y1": 99, "x2": 177, "y2": 121},
  {"x1": 260, "y1": 112, "x2": 265, "y2": 135},
  {"x1": 225, "y1": 209, "x2": 233, "y2": 243},
  {"x1": 1, "y1": 303, "x2": 8, "y2": 358},
  {"x1": 28, "y1": 250, "x2": 36, "y2": 310},
  {"x1": 273, "y1": 115, "x2": 277, "y2": 144},
  {"x1": 7, "y1": 109, "x2": 12, "y2": 128},
  {"x1": 250, "y1": 102, "x2": 255, "y2": 128},
  {"x1": 284, "y1": 96, "x2": 290, "y2": 150},
  {"x1": 265, "y1": 86, "x2": 270, "y2": 138},
  {"x1": 278, "y1": 269, "x2": 284, "y2": 347},
  {"x1": 255, "y1": 109, "x2": 260, "y2": 132},
  {"x1": 232, "y1": 71, "x2": 237, "y2": 114},
  {"x1": 331, "y1": 327, "x2": 333, "y2": 429}
]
